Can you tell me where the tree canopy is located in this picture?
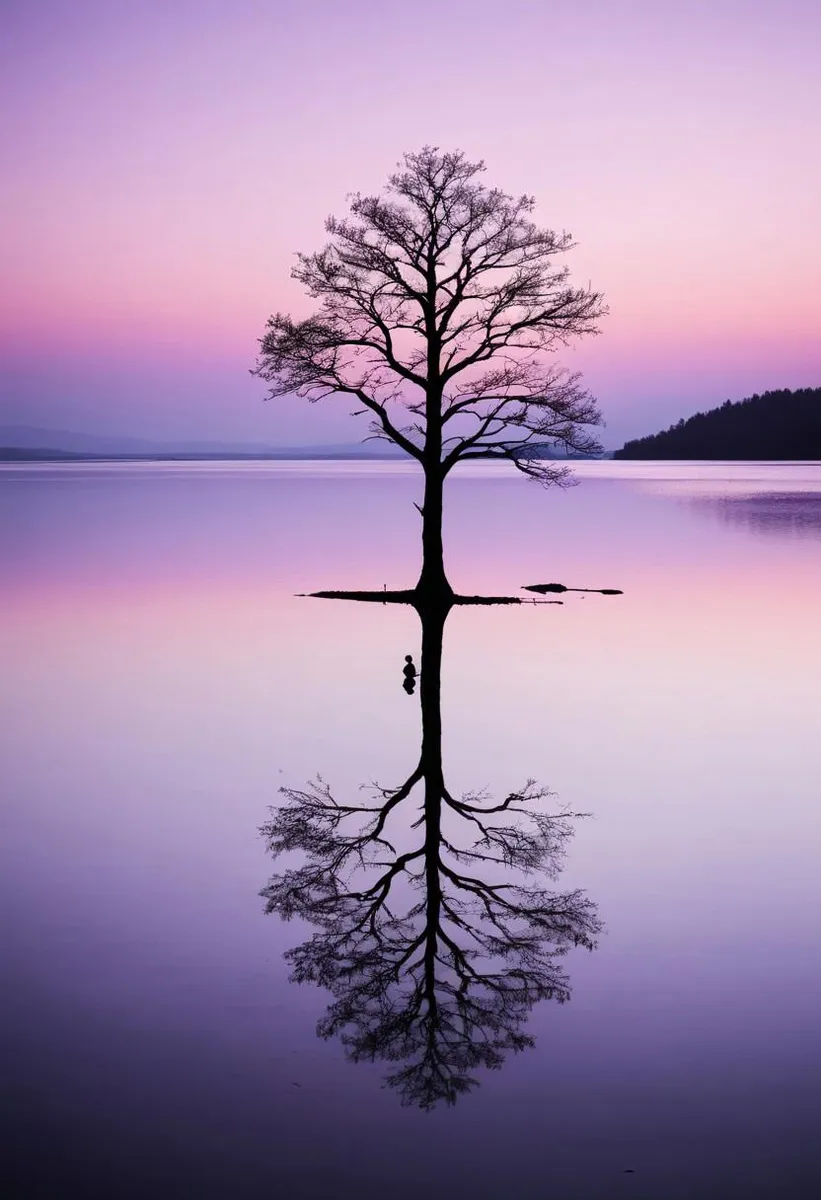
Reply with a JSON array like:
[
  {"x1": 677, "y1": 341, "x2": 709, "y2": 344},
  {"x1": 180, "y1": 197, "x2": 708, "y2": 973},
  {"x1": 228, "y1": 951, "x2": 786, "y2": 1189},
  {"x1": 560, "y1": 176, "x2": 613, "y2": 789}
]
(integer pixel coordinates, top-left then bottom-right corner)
[{"x1": 254, "y1": 147, "x2": 606, "y2": 485}]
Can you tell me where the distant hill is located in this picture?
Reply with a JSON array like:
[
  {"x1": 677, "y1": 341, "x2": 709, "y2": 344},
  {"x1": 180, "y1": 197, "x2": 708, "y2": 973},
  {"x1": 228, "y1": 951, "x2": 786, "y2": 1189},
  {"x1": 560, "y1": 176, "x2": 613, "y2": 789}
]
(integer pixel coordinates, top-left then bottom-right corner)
[
  {"x1": 614, "y1": 388, "x2": 821, "y2": 460},
  {"x1": 0, "y1": 425, "x2": 405, "y2": 461},
  {"x1": 0, "y1": 425, "x2": 606, "y2": 463}
]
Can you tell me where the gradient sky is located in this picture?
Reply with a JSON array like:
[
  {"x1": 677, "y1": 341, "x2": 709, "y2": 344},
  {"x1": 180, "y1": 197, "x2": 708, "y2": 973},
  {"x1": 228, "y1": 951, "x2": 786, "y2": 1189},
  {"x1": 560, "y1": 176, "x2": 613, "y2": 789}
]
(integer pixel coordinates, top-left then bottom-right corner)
[{"x1": 2, "y1": 0, "x2": 819, "y2": 447}]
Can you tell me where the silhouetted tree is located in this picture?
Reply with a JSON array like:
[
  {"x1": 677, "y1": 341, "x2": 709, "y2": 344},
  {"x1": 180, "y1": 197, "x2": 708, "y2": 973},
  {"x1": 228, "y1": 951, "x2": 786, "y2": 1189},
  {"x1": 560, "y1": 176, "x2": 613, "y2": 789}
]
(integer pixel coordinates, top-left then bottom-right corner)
[
  {"x1": 254, "y1": 147, "x2": 606, "y2": 601},
  {"x1": 261, "y1": 593, "x2": 601, "y2": 1108}
]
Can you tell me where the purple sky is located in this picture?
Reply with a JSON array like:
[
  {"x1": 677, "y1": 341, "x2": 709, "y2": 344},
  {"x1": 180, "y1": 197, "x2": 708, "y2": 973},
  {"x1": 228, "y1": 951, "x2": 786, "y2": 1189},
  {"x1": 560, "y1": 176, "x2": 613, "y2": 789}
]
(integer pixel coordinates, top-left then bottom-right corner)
[{"x1": 2, "y1": 0, "x2": 819, "y2": 447}]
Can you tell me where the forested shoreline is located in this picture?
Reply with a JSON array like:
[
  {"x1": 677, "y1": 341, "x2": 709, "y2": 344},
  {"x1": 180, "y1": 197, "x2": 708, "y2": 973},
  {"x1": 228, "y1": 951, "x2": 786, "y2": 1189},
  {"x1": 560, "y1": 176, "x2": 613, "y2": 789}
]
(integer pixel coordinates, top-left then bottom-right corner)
[{"x1": 614, "y1": 387, "x2": 821, "y2": 459}]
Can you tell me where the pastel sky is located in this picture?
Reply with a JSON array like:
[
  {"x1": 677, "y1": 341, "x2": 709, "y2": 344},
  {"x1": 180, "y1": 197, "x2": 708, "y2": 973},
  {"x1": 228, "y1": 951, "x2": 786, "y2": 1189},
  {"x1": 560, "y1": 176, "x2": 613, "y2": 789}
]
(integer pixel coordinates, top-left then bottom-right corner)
[{"x1": 1, "y1": 0, "x2": 819, "y2": 447}]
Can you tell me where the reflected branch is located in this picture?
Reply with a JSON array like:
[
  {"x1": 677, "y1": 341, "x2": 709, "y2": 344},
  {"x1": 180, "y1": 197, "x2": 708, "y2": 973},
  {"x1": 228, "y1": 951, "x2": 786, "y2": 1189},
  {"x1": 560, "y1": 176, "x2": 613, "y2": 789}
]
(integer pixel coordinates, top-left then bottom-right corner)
[{"x1": 261, "y1": 592, "x2": 601, "y2": 1108}]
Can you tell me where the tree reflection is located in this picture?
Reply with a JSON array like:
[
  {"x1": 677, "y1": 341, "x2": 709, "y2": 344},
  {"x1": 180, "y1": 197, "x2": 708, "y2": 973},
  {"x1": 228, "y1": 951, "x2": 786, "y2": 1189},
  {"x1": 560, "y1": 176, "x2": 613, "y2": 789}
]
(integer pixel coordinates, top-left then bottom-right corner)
[{"x1": 261, "y1": 591, "x2": 602, "y2": 1108}]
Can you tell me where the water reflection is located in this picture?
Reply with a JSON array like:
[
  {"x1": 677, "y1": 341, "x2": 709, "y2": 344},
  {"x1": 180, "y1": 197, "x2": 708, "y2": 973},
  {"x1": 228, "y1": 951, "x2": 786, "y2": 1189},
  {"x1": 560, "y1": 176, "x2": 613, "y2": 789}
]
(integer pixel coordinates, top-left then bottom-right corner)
[
  {"x1": 689, "y1": 492, "x2": 821, "y2": 540},
  {"x1": 261, "y1": 591, "x2": 601, "y2": 1108},
  {"x1": 401, "y1": 654, "x2": 417, "y2": 695}
]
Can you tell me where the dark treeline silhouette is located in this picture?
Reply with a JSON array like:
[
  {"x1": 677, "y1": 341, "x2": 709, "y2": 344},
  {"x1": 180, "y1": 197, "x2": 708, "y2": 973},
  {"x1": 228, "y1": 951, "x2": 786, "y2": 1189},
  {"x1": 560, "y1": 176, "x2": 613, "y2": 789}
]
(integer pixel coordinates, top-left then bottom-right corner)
[
  {"x1": 260, "y1": 590, "x2": 601, "y2": 1108},
  {"x1": 614, "y1": 387, "x2": 821, "y2": 460}
]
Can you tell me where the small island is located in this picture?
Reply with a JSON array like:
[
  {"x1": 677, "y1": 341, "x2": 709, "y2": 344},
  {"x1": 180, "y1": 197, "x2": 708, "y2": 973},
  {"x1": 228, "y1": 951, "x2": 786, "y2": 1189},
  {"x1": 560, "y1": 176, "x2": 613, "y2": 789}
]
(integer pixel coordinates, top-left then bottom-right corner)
[{"x1": 614, "y1": 387, "x2": 821, "y2": 460}]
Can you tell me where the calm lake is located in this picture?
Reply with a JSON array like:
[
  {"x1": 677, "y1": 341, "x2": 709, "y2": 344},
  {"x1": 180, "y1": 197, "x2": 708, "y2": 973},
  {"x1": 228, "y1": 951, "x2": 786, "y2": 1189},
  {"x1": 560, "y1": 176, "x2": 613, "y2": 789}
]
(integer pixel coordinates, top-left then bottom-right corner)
[{"x1": 2, "y1": 460, "x2": 820, "y2": 1199}]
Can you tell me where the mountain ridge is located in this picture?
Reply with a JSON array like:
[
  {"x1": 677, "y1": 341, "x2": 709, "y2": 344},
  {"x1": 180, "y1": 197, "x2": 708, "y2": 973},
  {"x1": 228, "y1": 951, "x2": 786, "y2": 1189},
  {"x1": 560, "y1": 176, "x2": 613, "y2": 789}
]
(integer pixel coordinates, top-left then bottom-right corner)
[
  {"x1": 0, "y1": 425, "x2": 405, "y2": 460},
  {"x1": 0, "y1": 425, "x2": 596, "y2": 462}
]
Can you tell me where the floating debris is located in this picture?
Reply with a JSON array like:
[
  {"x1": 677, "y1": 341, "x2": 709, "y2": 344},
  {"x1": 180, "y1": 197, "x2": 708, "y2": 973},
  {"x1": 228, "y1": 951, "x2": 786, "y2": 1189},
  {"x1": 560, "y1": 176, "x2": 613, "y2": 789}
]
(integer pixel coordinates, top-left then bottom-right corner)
[{"x1": 523, "y1": 582, "x2": 623, "y2": 595}]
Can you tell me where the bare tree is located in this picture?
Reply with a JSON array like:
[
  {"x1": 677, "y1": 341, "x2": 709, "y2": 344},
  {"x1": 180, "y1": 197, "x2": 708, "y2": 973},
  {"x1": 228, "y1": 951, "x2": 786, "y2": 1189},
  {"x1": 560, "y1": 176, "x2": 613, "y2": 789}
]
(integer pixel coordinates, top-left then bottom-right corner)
[{"x1": 253, "y1": 147, "x2": 606, "y2": 600}]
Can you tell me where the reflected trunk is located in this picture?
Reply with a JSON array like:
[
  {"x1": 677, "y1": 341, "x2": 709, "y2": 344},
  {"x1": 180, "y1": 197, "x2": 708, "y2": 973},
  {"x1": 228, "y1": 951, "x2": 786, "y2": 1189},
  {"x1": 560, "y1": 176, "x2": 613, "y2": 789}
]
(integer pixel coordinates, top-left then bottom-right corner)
[{"x1": 261, "y1": 587, "x2": 601, "y2": 1108}]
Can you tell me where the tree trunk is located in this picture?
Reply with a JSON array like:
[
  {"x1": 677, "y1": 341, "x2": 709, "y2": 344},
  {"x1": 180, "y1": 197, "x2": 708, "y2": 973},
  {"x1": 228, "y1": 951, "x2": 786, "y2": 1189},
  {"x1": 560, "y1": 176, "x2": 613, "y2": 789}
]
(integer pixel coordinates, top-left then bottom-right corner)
[{"x1": 417, "y1": 464, "x2": 453, "y2": 603}]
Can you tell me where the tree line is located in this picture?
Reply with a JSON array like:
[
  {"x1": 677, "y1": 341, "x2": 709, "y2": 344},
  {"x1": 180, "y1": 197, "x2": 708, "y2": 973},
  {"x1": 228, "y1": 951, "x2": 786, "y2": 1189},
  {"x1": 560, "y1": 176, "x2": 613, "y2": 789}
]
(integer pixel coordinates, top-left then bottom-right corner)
[{"x1": 614, "y1": 387, "x2": 821, "y2": 459}]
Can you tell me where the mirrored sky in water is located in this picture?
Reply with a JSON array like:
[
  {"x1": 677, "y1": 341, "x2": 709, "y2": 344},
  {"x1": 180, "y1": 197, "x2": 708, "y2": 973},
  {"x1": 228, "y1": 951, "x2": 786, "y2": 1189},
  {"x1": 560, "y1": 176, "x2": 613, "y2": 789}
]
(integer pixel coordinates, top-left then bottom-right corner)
[{"x1": 2, "y1": 461, "x2": 820, "y2": 1198}]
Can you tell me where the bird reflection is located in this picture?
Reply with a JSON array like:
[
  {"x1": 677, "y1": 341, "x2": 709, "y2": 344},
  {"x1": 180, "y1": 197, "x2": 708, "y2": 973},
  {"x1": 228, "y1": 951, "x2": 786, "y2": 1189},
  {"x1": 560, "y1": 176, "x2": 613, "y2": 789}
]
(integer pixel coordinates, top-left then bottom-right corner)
[
  {"x1": 261, "y1": 589, "x2": 603, "y2": 1109},
  {"x1": 402, "y1": 654, "x2": 417, "y2": 695}
]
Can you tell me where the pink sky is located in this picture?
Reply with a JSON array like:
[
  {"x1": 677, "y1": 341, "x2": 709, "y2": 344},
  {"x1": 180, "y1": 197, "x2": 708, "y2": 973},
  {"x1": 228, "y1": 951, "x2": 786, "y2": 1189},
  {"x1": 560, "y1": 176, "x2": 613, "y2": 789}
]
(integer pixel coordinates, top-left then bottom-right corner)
[{"x1": 2, "y1": 0, "x2": 819, "y2": 447}]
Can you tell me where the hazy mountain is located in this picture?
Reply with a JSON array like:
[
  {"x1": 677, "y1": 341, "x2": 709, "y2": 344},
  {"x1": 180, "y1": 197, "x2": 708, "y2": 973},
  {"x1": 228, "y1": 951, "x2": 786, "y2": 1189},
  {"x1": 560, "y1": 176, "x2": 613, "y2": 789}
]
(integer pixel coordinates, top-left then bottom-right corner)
[
  {"x1": 0, "y1": 425, "x2": 610, "y2": 462},
  {"x1": 0, "y1": 425, "x2": 405, "y2": 459},
  {"x1": 0, "y1": 426, "x2": 167, "y2": 454}
]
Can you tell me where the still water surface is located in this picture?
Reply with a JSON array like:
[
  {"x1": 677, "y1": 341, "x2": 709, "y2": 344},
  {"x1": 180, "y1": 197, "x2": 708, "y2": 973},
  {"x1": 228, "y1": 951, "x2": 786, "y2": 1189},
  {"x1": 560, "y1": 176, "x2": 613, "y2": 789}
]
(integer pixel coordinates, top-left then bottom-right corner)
[{"x1": 2, "y1": 461, "x2": 820, "y2": 1198}]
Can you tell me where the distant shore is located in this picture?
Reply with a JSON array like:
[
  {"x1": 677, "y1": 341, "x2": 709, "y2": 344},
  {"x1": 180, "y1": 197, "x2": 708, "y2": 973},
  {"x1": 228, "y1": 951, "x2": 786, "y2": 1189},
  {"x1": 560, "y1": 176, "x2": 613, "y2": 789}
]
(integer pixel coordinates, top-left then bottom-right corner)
[
  {"x1": 0, "y1": 449, "x2": 405, "y2": 463},
  {"x1": 0, "y1": 448, "x2": 602, "y2": 464},
  {"x1": 614, "y1": 387, "x2": 820, "y2": 460},
  {"x1": 4, "y1": 452, "x2": 820, "y2": 466}
]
